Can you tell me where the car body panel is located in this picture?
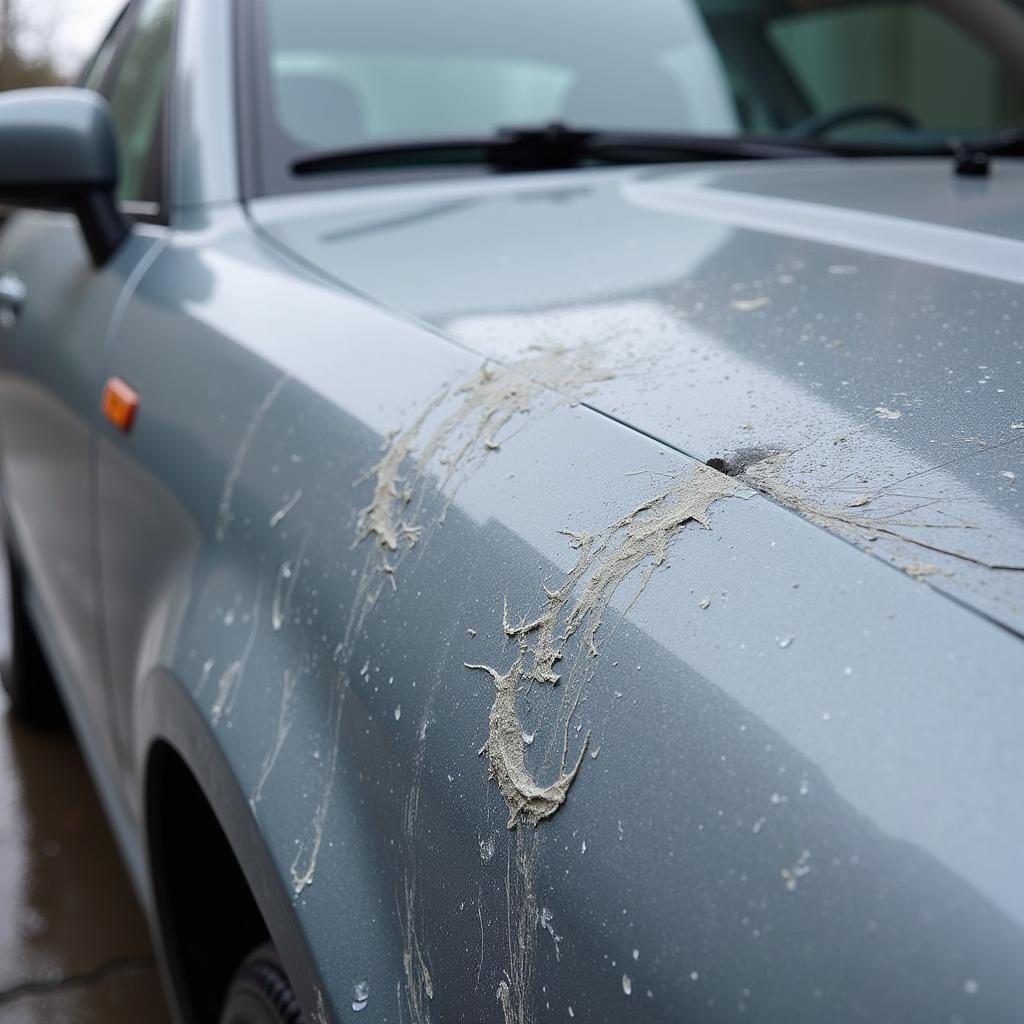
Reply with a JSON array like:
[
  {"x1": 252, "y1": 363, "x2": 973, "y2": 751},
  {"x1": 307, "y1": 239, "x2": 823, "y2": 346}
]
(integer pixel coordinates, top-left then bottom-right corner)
[
  {"x1": 0, "y1": 0, "x2": 1022, "y2": 1019},
  {"x1": 0, "y1": 210, "x2": 164, "y2": 782},
  {"x1": 85, "y1": 198, "x2": 1024, "y2": 1022},
  {"x1": 250, "y1": 158, "x2": 1024, "y2": 636}
]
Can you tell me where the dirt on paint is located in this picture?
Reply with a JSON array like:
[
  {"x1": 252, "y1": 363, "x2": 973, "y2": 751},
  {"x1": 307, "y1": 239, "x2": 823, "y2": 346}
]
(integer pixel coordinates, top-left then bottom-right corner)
[{"x1": 467, "y1": 464, "x2": 740, "y2": 831}]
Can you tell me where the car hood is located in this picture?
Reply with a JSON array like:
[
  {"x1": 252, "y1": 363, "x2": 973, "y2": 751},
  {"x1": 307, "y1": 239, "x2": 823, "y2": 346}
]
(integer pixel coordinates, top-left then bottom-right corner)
[{"x1": 250, "y1": 158, "x2": 1024, "y2": 636}]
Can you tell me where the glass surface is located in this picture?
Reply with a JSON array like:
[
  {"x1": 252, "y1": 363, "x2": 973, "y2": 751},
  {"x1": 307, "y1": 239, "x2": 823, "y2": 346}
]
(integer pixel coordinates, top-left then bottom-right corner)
[
  {"x1": 255, "y1": 0, "x2": 1024, "y2": 188},
  {"x1": 106, "y1": 0, "x2": 176, "y2": 203}
]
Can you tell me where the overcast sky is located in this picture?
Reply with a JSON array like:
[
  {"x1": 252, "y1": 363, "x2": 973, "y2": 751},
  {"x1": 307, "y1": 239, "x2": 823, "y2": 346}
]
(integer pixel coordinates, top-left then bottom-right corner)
[{"x1": 16, "y1": 0, "x2": 126, "y2": 77}]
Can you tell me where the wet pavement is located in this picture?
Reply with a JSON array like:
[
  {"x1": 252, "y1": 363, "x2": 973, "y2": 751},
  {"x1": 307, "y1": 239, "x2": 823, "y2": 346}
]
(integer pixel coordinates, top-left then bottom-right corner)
[{"x1": 0, "y1": 570, "x2": 172, "y2": 1023}]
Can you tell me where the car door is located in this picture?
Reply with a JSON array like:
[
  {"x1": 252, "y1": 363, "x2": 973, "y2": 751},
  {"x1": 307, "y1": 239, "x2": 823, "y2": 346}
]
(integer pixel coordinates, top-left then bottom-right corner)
[{"x1": 0, "y1": 0, "x2": 173, "y2": 777}]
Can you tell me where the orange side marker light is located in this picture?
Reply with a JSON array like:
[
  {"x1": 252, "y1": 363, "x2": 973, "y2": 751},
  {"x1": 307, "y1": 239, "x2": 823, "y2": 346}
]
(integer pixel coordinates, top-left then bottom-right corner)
[{"x1": 101, "y1": 377, "x2": 140, "y2": 432}]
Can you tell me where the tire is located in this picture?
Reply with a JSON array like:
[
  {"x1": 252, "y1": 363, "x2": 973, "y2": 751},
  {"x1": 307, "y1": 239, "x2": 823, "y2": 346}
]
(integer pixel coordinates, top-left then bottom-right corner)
[
  {"x1": 219, "y1": 943, "x2": 307, "y2": 1024},
  {"x1": 1, "y1": 542, "x2": 65, "y2": 728}
]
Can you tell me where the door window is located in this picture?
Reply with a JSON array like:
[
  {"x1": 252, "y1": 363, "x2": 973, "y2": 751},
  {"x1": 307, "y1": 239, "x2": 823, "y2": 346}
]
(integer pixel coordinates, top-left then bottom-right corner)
[{"x1": 104, "y1": 0, "x2": 177, "y2": 206}]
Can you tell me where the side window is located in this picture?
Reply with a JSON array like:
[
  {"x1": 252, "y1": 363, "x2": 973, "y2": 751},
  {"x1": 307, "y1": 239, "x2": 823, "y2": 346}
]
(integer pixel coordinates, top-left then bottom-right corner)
[
  {"x1": 104, "y1": 0, "x2": 178, "y2": 206},
  {"x1": 81, "y1": 23, "x2": 125, "y2": 93}
]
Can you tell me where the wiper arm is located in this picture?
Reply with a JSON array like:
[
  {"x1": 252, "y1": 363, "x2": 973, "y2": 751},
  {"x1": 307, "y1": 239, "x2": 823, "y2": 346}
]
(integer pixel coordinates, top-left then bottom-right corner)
[{"x1": 291, "y1": 123, "x2": 826, "y2": 176}]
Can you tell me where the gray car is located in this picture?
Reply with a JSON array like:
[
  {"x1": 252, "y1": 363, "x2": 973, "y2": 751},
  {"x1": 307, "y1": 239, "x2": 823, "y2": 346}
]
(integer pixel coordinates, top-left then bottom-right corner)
[{"x1": 1, "y1": 0, "x2": 1023, "y2": 1021}]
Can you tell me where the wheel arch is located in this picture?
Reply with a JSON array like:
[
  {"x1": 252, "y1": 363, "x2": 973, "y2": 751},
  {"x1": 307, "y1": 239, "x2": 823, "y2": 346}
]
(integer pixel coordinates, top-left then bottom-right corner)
[{"x1": 139, "y1": 668, "x2": 328, "y2": 1023}]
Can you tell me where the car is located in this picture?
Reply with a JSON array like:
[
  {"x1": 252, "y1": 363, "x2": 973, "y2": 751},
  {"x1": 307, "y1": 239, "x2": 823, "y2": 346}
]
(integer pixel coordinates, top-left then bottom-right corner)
[{"x1": 1, "y1": 0, "x2": 1023, "y2": 1021}]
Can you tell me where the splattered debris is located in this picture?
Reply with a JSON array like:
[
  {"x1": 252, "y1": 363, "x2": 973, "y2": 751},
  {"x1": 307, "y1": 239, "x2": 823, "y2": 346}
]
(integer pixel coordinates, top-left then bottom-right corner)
[
  {"x1": 781, "y1": 849, "x2": 812, "y2": 891},
  {"x1": 730, "y1": 296, "x2": 770, "y2": 312},
  {"x1": 468, "y1": 464, "x2": 739, "y2": 829},
  {"x1": 269, "y1": 489, "x2": 303, "y2": 527}
]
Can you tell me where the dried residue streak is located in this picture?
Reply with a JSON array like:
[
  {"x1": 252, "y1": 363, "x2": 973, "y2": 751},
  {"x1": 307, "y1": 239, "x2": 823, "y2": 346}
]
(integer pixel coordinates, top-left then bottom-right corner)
[
  {"x1": 465, "y1": 464, "x2": 738, "y2": 1024},
  {"x1": 345, "y1": 349, "x2": 615, "y2": 1022},
  {"x1": 291, "y1": 349, "x2": 612, "y2": 904},
  {"x1": 211, "y1": 579, "x2": 263, "y2": 725},
  {"x1": 741, "y1": 452, "x2": 1024, "y2": 573},
  {"x1": 358, "y1": 348, "x2": 611, "y2": 565},
  {"x1": 468, "y1": 464, "x2": 739, "y2": 832},
  {"x1": 250, "y1": 669, "x2": 298, "y2": 809}
]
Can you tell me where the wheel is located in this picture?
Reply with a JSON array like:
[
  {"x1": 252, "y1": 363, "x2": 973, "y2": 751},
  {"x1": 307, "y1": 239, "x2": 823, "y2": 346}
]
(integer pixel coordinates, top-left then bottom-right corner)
[
  {"x1": 1, "y1": 541, "x2": 65, "y2": 728},
  {"x1": 219, "y1": 942, "x2": 307, "y2": 1024}
]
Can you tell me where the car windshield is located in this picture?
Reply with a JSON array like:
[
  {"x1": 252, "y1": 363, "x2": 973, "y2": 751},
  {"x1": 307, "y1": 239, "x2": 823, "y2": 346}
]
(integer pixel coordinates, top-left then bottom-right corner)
[{"x1": 251, "y1": 0, "x2": 1024, "y2": 190}]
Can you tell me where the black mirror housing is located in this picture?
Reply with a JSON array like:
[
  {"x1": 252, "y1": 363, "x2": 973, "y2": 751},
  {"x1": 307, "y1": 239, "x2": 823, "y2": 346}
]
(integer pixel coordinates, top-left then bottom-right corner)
[{"x1": 0, "y1": 87, "x2": 129, "y2": 266}]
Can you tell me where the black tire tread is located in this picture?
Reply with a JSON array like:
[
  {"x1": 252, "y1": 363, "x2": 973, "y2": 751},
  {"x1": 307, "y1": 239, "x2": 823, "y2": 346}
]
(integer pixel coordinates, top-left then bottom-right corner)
[
  {"x1": 1, "y1": 544, "x2": 65, "y2": 729},
  {"x1": 219, "y1": 942, "x2": 307, "y2": 1024}
]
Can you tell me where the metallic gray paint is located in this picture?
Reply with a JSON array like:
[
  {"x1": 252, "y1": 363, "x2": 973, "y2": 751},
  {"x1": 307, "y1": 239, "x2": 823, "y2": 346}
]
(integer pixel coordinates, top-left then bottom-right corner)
[
  {"x1": 251, "y1": 159, "x2": 1024, "y2": 636},
  {"x1": 0, "y1": 4, "x2": 1021, "y2": 1020}
]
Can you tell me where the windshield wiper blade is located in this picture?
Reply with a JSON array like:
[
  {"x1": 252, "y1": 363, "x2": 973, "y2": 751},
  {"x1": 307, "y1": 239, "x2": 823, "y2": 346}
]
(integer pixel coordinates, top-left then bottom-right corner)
[{"x1": 291, "y1": 123, "x2": 828, "y2": 176}]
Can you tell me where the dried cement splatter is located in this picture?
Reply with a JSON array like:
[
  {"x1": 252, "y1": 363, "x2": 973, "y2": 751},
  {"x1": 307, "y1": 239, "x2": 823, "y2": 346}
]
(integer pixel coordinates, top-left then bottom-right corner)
[
  {"x1": 211, "y1": 579, "x2": 263, "y2": 725},
  {"x1": 742, "y1": 452, "x2": 1024, "y2": 573},
  {"x1": 781, "y1": 849, "x2": 812, "y2": 891},
  {"x1": 466, "y1": 658, "x2": 590, "y2": 829},
  {"x1": 466, "y1": 464, "x2": 740, "y2": 1024},
  {"x1": 271, "y1": 532, "x2": 310, "y2": 633},
  {"x1": 468, "y1": 464, "x2": 739, "y2": 830},
  {"x1": 292, "y1": 348, "x2": 614, "y2": 900},
  {"x1": 398, "y1": 695, "x2": 439, "y2": 1024},
  {"x1": 358, "y1": 348, "x2": 612, "y2": 564},
  {"x1": 269, "y1": 489, "x2": 303, "y2": 528},
  {"x1": 731, "y1": 296, "x2": 770, "y2": 312}
]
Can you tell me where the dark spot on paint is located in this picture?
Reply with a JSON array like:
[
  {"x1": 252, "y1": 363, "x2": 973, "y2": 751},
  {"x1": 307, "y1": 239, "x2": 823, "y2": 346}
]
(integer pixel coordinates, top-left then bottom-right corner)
[{"x1": 707, "y1": 448, "x2": 787, "y2": 477}]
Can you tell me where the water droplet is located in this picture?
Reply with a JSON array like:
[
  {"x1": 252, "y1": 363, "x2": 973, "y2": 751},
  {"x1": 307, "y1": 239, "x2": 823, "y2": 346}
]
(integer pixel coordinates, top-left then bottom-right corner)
[
  {"x1": 479, "y1": 834, "x2": 496, "y2": 862},
  {"x1": 632, "y1": 949, "x2": 639, "y2": 961},
  {"x1": 690, "y1": 971, "x2": 700, "y2": 982},
  {"x1": 581, "y1": 840, "x2": 587, "y2": 854},
  {"x1": 352, "y1": 980, "x2": 369, "y2": 1011},
  {"x1": 964, "y1": 979, "x2": 979, "y2": 995},
  {"x1": 568, "y1": 1007, "x2": 574, "y2": 1018},
  {"x1": 622, "y1": 974, "x2": 632, "y2": 996},
  {"x1": 394, "y1": 705, "x2": 401, "y2": 721},
  {"x1": 776, "y1": 635, "x2": 794, "y2": 649}
]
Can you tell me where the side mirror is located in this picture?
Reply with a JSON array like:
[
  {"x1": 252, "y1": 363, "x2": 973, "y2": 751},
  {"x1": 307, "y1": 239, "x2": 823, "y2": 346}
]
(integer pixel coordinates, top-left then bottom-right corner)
[{"x1": 0, "y1": 87, "x2": 128, "y2": 267}]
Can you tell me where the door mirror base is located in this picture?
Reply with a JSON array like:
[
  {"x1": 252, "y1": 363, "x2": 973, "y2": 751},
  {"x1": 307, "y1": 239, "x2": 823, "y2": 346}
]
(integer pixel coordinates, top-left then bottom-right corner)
[{"x1": 77, "y1": 191, "x2": 130, "y2": 267}]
